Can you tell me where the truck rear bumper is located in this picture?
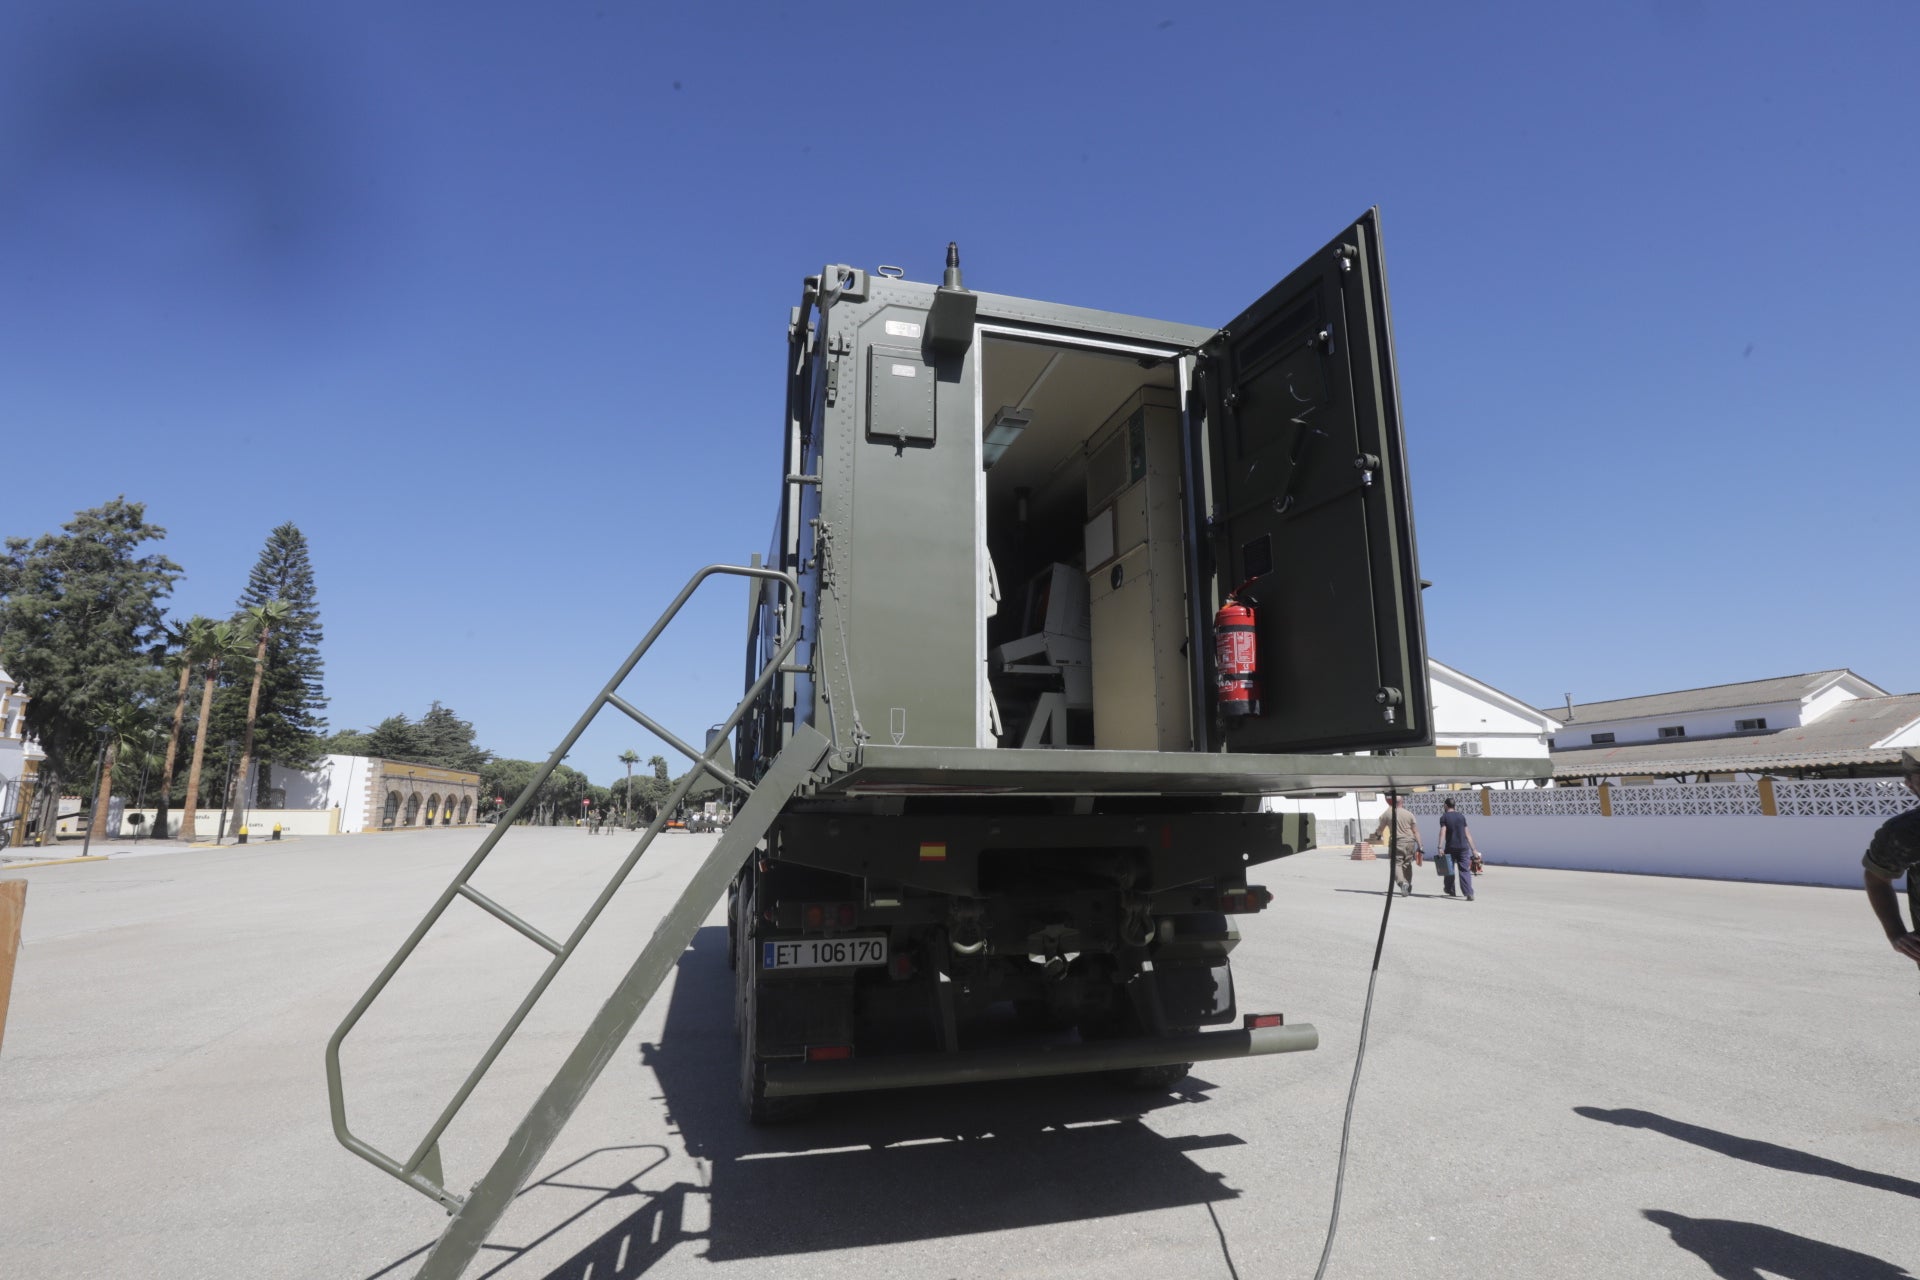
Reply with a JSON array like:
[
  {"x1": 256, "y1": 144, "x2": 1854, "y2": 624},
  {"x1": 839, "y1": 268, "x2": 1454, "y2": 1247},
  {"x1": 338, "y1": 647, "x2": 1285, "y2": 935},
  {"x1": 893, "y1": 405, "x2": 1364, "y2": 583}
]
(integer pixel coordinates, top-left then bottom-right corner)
[{"x1": 759, "y1": 1022, "x2": 1318, "y2": 1098}]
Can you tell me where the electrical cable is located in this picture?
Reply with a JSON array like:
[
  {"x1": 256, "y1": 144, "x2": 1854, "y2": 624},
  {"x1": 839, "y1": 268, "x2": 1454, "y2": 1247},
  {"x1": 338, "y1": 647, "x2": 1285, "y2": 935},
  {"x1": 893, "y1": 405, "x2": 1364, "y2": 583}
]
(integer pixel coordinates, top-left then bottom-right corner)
[{"x1": 1311, "y1": 784, "x2": 1401, "y2": 1280}]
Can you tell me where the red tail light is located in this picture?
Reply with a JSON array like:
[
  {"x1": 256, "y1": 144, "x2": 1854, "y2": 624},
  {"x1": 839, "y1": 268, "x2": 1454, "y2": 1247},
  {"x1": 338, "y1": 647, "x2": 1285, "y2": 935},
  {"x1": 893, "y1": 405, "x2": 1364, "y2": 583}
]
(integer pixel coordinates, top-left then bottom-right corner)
[
  {"x1": 803, "y1": 903, "x2": 825, "y2": 928},
  {"x1": 805, "y1": 1044, "x2": 853, "y2": 1062},
  {"x1": 835, "y1": 902, "x2": 857, "y2": 928},
  {"x1": 1244, "y1": 1013, "x2": 1285, "y2": 1029},
  {"x1": 1219, "y1": 886, "x2": 1273, "y2": 914}
]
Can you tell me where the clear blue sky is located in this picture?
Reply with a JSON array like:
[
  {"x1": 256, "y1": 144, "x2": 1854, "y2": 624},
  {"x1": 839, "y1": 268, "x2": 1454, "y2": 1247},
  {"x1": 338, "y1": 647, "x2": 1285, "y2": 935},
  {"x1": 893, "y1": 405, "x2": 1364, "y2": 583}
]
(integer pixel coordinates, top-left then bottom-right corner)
[{"x1": 2, "y1": 1, "x2": 1915, "y2": 780}]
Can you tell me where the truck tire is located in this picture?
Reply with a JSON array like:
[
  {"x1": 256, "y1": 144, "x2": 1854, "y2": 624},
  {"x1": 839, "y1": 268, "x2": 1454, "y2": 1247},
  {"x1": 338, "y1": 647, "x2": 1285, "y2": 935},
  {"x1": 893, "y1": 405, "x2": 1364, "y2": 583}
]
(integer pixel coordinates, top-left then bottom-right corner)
[{"x1": 734, "y1": 908, "x2": 813, "y2": 1125}]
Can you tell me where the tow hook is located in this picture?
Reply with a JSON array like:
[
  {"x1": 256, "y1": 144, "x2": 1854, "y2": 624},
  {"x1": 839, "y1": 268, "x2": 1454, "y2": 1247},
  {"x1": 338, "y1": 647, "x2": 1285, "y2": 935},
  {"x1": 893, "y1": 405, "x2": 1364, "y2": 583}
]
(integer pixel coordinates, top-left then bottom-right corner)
[{"x1": 949, "y1": 906, "x2": 987, "y2": 956}]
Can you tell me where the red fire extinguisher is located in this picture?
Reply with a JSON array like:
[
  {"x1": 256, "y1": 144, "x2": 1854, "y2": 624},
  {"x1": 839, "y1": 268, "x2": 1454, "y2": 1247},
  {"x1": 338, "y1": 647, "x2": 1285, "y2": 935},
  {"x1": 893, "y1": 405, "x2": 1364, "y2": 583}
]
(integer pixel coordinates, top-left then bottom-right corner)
[{"x1": 1214, "y1": 593, "x2": 1260, "y2": 718}]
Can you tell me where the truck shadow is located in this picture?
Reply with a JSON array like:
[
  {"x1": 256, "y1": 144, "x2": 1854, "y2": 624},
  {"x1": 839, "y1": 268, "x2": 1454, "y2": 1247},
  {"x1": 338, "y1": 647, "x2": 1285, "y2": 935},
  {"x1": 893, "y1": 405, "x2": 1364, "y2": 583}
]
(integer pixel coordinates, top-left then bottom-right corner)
[
  {"x1": 561, "y1": 925, "x2": 1250, "y2": 1274},
  {"x1": 359, "y1": 927, "x2": 1256, "y2": 1280}
]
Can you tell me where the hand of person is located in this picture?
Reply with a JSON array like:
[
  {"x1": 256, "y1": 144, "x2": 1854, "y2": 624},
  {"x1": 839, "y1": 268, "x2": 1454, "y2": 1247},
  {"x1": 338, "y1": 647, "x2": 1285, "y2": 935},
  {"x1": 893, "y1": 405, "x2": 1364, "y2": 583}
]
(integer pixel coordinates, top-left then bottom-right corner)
[{"x1": 1892, "y1": 932, "x2": 1920, "y2": 963}]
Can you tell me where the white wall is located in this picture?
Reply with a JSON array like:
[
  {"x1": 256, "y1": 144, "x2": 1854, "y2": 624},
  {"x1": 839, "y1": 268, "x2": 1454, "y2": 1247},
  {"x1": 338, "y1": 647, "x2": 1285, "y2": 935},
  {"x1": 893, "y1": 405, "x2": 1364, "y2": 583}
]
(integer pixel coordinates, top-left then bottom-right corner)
[
  {"x1": 1460, "y1": 812, "x2": 1883, "y2": 888},
  {"x1": 1430, "y1": 674, "x2": 1556, "y2": 747},
  {"x1": 120, "y1": 807, "x2": 342, "y2": 838},
  {"x1": 1560, "y1": 698, "x2": 1805, "y2": 748},
  {"x1": 1881, "y1": 719, "x2": 1920, "y2": 749},
  {"x1": 0, "y1": 740, "x2": 27, "y2": 787},
  {"x1": 1802, "y1": 679, "x2": 1872, "y2": 725},
  {"x1": 272, "y1": 754, "x2": 375, "y2": 832},
  {"x1": 275, "y1": 759, "x2": 333, "y2": 809}
]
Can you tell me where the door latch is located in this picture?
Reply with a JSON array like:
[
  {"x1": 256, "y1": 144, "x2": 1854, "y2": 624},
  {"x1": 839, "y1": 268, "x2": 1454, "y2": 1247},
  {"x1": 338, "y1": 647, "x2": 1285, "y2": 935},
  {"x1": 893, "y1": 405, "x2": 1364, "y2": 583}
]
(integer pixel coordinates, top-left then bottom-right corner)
[{"x1": 824, "y1": 333, "x2": 852, "y2": 406}]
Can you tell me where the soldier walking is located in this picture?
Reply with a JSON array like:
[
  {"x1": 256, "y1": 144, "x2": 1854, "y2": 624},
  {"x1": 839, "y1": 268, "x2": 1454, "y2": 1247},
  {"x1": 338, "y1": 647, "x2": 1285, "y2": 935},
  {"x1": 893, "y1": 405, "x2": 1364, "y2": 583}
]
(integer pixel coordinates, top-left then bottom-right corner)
[{"x1": 1369, "y1": 795, "x2": 1423, "y2": 897}]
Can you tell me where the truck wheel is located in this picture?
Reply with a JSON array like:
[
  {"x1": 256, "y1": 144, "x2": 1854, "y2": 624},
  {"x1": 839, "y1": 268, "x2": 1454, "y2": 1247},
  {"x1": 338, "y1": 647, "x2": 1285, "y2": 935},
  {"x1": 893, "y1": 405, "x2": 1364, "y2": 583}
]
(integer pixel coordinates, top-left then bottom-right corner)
[
  {"x1": 735, "y1": 918, "x2": 813, "y2": 1125},
  {"x1": 726, "y1": 884, "x2": 738, "y2": 971}
]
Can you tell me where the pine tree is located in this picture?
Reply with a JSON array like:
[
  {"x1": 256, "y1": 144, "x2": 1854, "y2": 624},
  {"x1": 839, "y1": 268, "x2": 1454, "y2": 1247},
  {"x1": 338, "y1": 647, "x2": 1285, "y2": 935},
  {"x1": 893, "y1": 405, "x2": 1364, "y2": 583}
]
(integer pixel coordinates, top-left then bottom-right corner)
[
  {"x1": 211, "y1": 523, "x2": 327, "y2": 799},
  {"x1": 411, "y1": 702, "x2": 491, "y2": 772}
]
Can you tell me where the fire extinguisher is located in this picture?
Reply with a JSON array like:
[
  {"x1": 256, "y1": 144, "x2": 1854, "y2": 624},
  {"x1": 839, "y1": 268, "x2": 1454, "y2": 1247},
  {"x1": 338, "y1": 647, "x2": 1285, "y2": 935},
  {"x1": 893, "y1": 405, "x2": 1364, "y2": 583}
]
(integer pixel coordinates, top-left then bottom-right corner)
[{"x1": 1214, "y1": 593, "x2": 1260, "y2": 718}]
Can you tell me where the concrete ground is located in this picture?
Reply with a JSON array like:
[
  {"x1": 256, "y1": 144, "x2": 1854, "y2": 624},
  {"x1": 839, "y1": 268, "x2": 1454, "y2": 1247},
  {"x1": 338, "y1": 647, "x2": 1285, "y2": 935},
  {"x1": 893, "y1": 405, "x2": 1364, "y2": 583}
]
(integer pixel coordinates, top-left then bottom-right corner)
[{"x1": 1, "y1": 828, "x2": 1914, "y2": 1280}]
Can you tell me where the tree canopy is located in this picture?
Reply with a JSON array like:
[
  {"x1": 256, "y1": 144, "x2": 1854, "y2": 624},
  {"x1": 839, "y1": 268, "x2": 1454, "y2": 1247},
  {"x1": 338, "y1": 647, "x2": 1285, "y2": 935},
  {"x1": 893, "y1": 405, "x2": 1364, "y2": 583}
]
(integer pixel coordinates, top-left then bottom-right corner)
[
  {"x1": 0, "y1": 499, "x2": 180, "y2": 804},
  {"x1": 323, "y1": 702, "x2": 492, "y2": 772}
]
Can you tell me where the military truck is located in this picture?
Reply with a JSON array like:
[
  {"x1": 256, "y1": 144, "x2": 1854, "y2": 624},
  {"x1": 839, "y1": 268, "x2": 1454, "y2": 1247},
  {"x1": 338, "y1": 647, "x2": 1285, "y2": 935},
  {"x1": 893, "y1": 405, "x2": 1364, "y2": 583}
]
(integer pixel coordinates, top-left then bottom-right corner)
[{"x1": 327, "y1": 210, "x2": 1546, "y2": 1280}]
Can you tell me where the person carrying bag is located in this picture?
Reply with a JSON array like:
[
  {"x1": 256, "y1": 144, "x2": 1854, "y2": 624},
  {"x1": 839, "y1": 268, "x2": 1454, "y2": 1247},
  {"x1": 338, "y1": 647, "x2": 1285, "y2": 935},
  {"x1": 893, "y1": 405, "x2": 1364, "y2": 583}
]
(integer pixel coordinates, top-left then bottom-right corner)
[{"x1": 1436, "y1": 795, "x2": 1479, "y2": 901}]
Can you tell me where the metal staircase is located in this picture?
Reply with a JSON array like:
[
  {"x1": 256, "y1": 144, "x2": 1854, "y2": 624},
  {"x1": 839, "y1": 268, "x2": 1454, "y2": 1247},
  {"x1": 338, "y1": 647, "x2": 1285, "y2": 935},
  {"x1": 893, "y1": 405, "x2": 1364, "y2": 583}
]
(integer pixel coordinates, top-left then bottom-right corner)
[{"x1": 324, "y1": 564, "x2": 830, "y2": 1280}]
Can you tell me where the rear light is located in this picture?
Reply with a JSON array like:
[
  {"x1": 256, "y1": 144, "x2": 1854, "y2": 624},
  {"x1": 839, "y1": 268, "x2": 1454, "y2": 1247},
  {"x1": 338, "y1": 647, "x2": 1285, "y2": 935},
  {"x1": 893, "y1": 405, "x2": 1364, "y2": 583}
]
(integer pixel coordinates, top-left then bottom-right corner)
[
  {"x1": 1244, "y1": 1013, "x2": 1285, "y2": 1029},
  {"x1": 805, "y1": 1044, "x2": 853, "y2": 1062},
  {"x1": 889, "y1": 952, "x2": 916, "y2": 980},
  {"x1": 799, "y1": 901, "x2": 858, "y2": 931},
  {"x1": 1219, "y1": 886, "x2": 1273, "y2": 914}
]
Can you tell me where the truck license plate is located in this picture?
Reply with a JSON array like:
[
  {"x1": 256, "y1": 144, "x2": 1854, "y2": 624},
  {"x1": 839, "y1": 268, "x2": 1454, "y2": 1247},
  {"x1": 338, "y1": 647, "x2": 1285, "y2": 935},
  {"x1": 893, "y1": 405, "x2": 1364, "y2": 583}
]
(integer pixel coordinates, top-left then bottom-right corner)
[{"x1": 762, "y1": 936, "x2": 889, "y2": 970}]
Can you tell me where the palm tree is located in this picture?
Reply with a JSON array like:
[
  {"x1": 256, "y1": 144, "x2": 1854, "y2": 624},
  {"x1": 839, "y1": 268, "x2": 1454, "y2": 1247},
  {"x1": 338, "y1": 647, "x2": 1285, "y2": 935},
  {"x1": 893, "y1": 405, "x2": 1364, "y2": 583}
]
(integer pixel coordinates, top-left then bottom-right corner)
[
  {"x1": 152, "y1": 616, "x2": 214, "y2": 839},
  {"x1": 230, "y1": 600, "x2": 289, "y2": 836},
  {"x1": 178, "y1": 618, "x2": 251, "y2": 844},
  {"x1": 88, "y1": 701, "x2": 160, "y2": 841},
  {"x1": 618, "y1": 749, "x2": 640, "y2": 821},
  {"x1": 648, "y1": 754, "x2": 669, "y2": 821}
]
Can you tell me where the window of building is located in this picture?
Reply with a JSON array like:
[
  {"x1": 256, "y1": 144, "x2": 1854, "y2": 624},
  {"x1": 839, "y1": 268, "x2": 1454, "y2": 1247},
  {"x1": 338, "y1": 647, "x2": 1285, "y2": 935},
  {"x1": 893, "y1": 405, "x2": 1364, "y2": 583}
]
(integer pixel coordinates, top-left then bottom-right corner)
[
  {"x1": 1590, "y1": 732, "x2": 1615, "y2": 745},
  {"x1": 1659, "y1": 725, "x2": 1686, "y2": 738},
  {"x1": 1735, "y1": 717, "x2": 1767, "y2": 731}
]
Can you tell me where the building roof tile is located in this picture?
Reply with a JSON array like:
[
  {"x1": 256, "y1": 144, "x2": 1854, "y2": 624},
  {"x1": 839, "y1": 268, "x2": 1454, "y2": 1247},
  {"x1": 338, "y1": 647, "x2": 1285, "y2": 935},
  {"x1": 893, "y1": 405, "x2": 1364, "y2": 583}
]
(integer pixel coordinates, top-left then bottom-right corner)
[{"x1": 1550, "y1": 692, "x2": 1920, "y2": 777}]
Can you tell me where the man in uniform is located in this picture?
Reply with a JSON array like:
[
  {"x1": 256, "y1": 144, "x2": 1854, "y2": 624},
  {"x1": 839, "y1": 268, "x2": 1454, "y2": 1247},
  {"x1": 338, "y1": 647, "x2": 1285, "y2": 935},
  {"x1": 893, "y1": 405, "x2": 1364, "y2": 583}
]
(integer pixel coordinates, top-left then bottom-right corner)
[
  {"x1": 1861, "y1": 747, "x2": 1920, "y2": 972},
  {"x1": 1369, "y1": 794, "x2": 1423, "y2": 897}
]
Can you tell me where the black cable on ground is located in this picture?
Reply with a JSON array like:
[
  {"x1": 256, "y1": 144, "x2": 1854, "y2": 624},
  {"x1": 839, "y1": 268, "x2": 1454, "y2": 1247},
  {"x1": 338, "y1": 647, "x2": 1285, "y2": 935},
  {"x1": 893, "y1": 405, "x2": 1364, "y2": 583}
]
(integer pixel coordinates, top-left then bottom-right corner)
[{"x1": 1312, "y1": 785, "x2": 1401, "y2": 1280}]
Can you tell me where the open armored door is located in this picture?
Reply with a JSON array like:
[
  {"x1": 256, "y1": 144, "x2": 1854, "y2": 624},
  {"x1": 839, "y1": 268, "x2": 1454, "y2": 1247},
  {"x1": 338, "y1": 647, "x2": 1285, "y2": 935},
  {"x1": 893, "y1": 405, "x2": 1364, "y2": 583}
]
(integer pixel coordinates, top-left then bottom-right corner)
[{"x1": 1192, "y1": 208, "x2": 1429, "y2": 753}]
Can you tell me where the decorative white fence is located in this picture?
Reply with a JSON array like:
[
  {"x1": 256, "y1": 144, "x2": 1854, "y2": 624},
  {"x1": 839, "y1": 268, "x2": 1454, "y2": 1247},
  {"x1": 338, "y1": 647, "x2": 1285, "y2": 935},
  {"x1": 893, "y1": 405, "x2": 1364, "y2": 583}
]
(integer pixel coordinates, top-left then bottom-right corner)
[
  {"x1": 1406, "y1": 779, "x2": 1913, "y2": 820},
  {"x1": 1614, "y1": 783, "x2": 1763, "y2": 817},
  {"x1": 1394, "y1": 779, "x2": 1914, "y2": 887},
  {"x1": 1773, "y1": 778, "x2": 1914, "y2": 817}
]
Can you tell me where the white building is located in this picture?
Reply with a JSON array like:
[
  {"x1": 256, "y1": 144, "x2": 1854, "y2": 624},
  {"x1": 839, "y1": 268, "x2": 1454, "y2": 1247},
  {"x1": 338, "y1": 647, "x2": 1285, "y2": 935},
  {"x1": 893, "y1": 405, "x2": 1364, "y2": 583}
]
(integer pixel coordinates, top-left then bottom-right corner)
[
  {"x1": 1546, "y1": 669, "x2": 1890, "y2": 753},
  {"x1": 1430, "y1": 660, "x2": 1563, "y2": 761},
  {"x1": 1, "y1": 666, "x2": 46, "y2": 836},
  {"x1": 1547, "y1": 670, "x2": 1919, "y2": 784}
]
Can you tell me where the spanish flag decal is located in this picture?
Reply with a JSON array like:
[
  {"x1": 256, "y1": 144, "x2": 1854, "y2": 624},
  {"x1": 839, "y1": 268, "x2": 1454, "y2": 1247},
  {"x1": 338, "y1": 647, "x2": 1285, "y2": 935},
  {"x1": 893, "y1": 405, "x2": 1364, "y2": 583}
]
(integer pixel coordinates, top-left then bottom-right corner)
[{"x1": 919, "y1": 842, "x2": 947, "y2": 862}]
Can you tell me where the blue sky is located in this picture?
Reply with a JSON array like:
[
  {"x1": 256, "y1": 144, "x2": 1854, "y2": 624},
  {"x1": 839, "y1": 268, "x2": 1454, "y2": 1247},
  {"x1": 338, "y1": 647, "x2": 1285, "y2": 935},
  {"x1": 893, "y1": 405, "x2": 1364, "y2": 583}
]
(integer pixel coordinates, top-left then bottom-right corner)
[{"x1": 2, "y1": 1, "x2": 1915, "y2": 780}]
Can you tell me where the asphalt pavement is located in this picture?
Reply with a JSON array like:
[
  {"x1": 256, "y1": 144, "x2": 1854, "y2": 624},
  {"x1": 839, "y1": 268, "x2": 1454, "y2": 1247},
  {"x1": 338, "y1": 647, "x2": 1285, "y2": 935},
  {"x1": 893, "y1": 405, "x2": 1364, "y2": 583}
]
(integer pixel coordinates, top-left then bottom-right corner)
[{"x1": 1, "y1": 827, "x2": 1913, "y2": 1280}]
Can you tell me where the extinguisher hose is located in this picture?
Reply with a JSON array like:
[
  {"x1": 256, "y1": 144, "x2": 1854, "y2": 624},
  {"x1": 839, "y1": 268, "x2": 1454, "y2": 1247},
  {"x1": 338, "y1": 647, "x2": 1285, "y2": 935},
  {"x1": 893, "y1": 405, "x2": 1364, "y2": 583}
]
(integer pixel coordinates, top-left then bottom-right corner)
[{"x1": 1311, "y1": 785, "x2": 1401, "y2": 1280}]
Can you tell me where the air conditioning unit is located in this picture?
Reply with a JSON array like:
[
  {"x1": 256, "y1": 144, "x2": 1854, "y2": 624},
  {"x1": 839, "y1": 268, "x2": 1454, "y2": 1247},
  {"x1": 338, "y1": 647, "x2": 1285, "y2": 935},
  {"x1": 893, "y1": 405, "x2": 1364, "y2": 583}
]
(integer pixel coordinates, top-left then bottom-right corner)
[{"x1": 1460, "y1": 742, "x2": 1482, "y2": 757}]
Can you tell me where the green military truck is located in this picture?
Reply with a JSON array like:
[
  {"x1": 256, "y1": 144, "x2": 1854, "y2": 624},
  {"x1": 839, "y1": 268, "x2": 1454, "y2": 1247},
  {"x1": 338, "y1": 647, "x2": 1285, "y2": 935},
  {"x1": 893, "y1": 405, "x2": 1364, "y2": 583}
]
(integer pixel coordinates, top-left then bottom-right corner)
[{"x1": 328, "y1": 210, "x2": 1546, "y2": 1279}]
